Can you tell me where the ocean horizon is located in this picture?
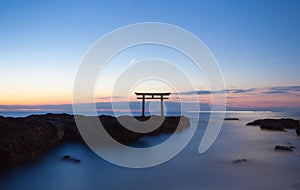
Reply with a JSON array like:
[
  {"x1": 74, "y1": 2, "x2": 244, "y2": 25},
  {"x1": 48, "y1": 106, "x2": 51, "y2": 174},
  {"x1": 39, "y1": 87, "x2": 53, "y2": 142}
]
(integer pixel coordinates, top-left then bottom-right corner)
[{"x1": 1, "y1": 110, "x2": 300, "y2": 120}]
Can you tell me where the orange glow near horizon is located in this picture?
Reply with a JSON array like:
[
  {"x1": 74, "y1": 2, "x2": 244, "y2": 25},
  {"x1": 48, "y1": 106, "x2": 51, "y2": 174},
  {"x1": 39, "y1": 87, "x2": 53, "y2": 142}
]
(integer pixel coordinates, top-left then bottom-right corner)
[
  {"x1": 0, "y1": 93, "x2": 72, "y2": 106},
  {"x1": 1, "y1": 91, "x2": 300, "y2": 109}
]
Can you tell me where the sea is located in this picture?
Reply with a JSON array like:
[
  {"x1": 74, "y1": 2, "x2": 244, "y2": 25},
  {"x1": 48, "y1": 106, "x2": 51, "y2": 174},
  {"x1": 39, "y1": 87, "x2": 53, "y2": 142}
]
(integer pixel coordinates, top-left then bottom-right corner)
[{"x1": 0, "y1": 110, "x2": 299, "y2": 190}]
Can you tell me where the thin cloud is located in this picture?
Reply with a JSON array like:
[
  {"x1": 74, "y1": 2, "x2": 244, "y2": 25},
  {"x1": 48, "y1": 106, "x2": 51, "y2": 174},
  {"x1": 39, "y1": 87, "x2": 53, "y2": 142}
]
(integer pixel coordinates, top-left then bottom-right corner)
[
  {"x1": 177, "y1": 90, "x2": 225, "y2": 95},
  {"x1": 178, "y1": 86, "x2": 300, "y2": 96},
  {"x1": 264, "y1": 90, "x2": 288, "y2": 94},
  {"x1": 264, "y1": 85, "x2": 300, "y2": 94},
  {"x1": 229, "y1": 88, "x2": 257, "y2": 93},
  {"x1": 95, "y1": 96, "x2": 123, "y2": 100},
  {"x1": 178, "y1": 88, "x2": 256, "y2": 95}
]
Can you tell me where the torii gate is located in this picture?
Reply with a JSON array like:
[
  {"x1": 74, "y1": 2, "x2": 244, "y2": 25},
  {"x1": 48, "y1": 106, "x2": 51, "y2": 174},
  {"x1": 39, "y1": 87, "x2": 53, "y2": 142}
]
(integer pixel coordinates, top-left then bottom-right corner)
[{"x1": 135, "y1": 92, "x2": 171, "y2": 117}]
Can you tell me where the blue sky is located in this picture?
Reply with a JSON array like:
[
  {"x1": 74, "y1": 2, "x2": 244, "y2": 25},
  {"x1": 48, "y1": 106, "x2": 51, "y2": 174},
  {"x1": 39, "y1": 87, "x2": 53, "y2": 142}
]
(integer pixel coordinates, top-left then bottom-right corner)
[{"x1": 0, "y1": 0, "x2": 299, "y2": 108}]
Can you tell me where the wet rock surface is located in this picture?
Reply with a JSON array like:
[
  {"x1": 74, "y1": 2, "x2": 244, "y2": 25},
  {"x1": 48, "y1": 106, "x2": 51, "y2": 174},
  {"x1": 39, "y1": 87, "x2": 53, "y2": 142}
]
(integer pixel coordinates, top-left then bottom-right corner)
[
  {"x1": 260, "y1": 124, "x2": 287, "y2": 131},
  {"x1": 246, "y1": 118, "x2": 300, "y2": 132},
  {"x1": 0, "y1": 114, "x2": 64, "y2": 165},
  {"x1": 224, "y1": 118, "x2": 239, "y2": 121},
  {"x1": 0, "y1": 114, "x2": 190, "y2": 164},
  {"x1": 233, "y1": 158, "x2": 247, "y2": 163},
  {"x1": 246, "y1": 118, "x2": 299, "y2": 129},
  {"x1": 274, "y1": 145, "x2": 294, "y2": 152},
  {"x1": 62, "y1": 155, "x2": 81, "y2": 163},
  {"x1": 296, "y1": 127, "x2": 300, "y2": 136}
]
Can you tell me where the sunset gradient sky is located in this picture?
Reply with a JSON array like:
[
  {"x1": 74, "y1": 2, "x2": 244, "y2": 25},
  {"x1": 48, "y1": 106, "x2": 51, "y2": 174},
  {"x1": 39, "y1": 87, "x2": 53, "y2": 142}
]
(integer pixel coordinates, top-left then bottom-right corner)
[{"x1": 1, "y1": 0, "x2": 299, "y2": 110}]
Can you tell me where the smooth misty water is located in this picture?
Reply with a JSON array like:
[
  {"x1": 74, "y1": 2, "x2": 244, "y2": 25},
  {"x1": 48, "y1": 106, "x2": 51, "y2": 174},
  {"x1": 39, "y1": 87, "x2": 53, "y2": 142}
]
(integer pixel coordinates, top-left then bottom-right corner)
[{"x1": 0, "y1": 111, "x2": 300, "y2": 190}]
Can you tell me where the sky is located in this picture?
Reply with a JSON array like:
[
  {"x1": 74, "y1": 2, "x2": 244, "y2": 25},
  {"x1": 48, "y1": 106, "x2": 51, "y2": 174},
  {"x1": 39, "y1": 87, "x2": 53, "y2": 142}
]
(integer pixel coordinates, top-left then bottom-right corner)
[{"x1": 0, "y1": 0, "x2": 300, "y2": 110}]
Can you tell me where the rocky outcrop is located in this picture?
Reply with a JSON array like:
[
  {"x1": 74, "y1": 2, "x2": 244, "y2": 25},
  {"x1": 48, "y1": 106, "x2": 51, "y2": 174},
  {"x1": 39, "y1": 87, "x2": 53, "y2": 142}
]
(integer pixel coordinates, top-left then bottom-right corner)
[
  {"x1": 260, "y1": 124, "x2": 286, "y2": 131},
  {"x1": 0, "y1": 114, "x2": 190, "y2": 164},
  {"x1": 233, "y1": 158, "x2": 247, "y2": 163},
  {"x1": 246, "y1": 118, "x2": 300, "y2": 132},
  {"x1": 135, "y1": 116, "x2": 190, "y2": 136},
  {"x1": 275, "y1": 145, "x2": 294, "y2": 151},
  {"x1": 224, "y1": 118, "x2": 239, "y2": 121},
  {"x1": 62, "y1": 155, "x2": 81, "y2": 163},
  {"x1": 0, "y1": 115, "x2": 64, "y2": 164},
  {"x1": 296, "y1": 127, "x2": 300, "y2": 136}
]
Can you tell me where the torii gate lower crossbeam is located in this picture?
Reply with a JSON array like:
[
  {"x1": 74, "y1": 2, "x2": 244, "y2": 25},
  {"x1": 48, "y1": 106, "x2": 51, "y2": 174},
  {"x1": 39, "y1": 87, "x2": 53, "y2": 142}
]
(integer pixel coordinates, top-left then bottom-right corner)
[{"x1": 135, "y1": 92, "x2": 171, "y2": 117}]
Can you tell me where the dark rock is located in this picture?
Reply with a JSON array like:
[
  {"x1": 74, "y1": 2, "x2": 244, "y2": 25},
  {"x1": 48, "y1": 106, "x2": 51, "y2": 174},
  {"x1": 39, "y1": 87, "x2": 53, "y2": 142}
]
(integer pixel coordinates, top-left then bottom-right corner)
[
  {"x1": 62, "y1": 155, "x2": 72, "y2": 160},
  {"x1": 224, "y1": 118, "x2": 239, "y2": 121},
  {"x1": 143, "y1": 116, "x2": 190, "y2": 136},
  {"x1": 289, "y1": 146, "x2": 296, "y2": 149},
  {"x1": 100, "y1": 115, "x2": 190, "y2": 139},
  {"x1": 247, "y1": 118, "x2": 299, "y2": 134},
  {"x1": 246, "y1": 118, "x2": 299, "y2": 129},
  {"x1": 296, "y1": 127, "x2": 300, "y2": 137},
  {"x1": 38, "y1": 113, "x2": 82, "y2": 142},
  {"x1": 260, "y1": 124, "x2": 286, "y2": 131},
  {"x1": 0, "y1": 116, "x2": 64, "y2": 165},
  {"x1": 275, "y1": 145, "x2": 293, "y2": 151},
  {"x1": 99, "y1": 115, "x2": 144, "y2": 144},
  {"x1": 73, "y1": 159, "x2": 81, "y2": 163},
  {"x1": 62, "y1": 155, "x2": 81, "y2": 163},
  {"x1": 233, "y1": 158, "x2": 247, "y2": 163},
  {"x1": 0, "y1": 114, "x2": 190, "y2": 165}
]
